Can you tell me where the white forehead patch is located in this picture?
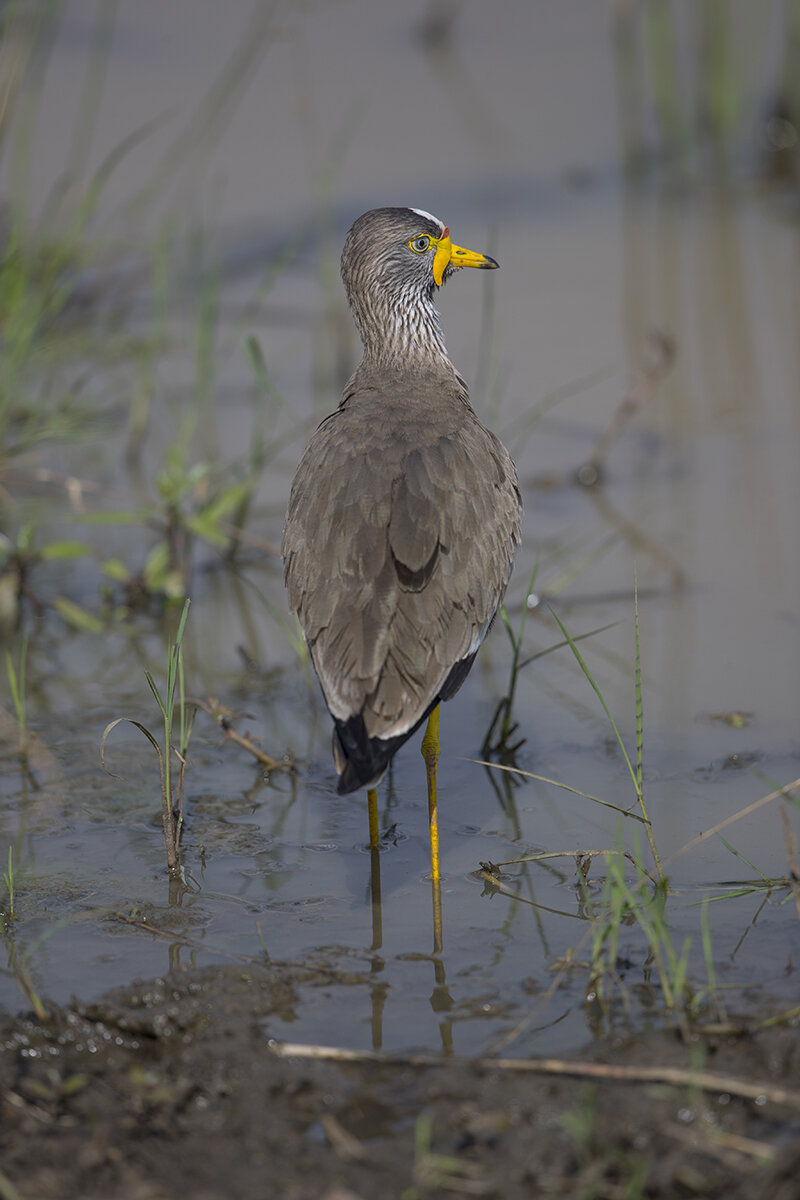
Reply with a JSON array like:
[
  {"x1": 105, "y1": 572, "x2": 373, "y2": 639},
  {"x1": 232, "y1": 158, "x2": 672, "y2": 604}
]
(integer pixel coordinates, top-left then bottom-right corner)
[{"x1": 410, "y1": 207, "x2": 445, "y2": 233}]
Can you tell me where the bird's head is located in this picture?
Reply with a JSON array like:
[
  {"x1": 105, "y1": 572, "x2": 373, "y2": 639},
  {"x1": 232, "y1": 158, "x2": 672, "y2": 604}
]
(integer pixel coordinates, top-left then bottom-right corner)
[
  {"x1": 340, "y1": 208, "x2": 498, "y2": 366},
  {"x1": 341, "y1": 207, "x2": 498, "y2": 303}
]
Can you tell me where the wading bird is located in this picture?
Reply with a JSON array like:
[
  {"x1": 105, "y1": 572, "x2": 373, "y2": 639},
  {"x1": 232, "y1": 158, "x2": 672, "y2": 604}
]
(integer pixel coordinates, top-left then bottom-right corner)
[{"x1": 282, "y1": 207, "x2": 521, "y2": 880}]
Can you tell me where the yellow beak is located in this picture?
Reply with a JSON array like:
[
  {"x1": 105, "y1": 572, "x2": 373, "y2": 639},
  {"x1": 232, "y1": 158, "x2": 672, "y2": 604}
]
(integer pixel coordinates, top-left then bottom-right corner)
[{"x1": 432, "y1": 233, "x2": 499, "y2": 287}]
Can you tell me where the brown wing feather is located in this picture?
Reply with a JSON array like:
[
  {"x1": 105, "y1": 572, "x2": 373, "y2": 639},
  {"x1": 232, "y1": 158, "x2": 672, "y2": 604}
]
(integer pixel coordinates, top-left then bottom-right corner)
[{"x1": 282, "y1": 380, "x2": 521, "y2": 742}]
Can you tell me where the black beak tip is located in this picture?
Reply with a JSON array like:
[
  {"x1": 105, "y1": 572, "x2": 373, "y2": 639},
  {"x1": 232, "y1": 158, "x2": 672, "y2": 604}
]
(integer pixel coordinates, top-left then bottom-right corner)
[{"x1": 481, "y1": 254, "x2": 499, "y2": 270}]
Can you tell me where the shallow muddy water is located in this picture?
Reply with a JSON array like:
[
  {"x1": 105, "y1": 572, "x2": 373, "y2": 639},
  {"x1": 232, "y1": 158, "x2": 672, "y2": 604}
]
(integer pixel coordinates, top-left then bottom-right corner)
[{"x1": 1, "y1": 0, "x2": 800, "y2": 1069}]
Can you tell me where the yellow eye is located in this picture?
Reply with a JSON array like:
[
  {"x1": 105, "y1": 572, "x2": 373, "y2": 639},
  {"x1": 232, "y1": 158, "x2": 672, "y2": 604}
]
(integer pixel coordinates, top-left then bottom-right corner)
[{"x1": 409, "y1": 235, "x2": 431, "y2": 253}]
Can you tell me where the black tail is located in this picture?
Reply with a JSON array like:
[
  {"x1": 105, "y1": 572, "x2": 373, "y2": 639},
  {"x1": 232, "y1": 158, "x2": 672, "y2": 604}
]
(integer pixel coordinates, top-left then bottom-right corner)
[
  {"x1": 331, "y1": 649, "x2": 479, "y2": 794},
  {"x1": 333, "y1": 702, "x2": 436, "y2": 794}
]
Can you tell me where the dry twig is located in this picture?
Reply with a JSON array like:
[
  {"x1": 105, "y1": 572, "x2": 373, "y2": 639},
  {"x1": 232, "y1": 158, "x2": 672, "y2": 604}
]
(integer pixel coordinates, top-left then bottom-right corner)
[
  {"x1": 667, "y1": 776, "x2": 800, "y2": 866},
  {"x1": 195, "y1": 697, "x2": 293, "y2": 770},
  {"x1": 271, "y1": 1041, "x2": 800, "y2": 1110}
]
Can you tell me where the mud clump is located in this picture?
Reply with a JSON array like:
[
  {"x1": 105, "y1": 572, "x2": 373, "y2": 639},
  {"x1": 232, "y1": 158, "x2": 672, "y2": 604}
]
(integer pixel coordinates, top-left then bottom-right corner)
[{"x1": 1, "y1": 962, "x2": 799, "y2": 1199}]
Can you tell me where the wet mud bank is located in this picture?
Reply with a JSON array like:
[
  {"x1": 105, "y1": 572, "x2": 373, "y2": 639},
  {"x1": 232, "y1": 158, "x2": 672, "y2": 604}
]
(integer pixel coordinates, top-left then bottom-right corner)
[{"x1": 2, "y1": 963, "x2": 799, "y2": 1199}]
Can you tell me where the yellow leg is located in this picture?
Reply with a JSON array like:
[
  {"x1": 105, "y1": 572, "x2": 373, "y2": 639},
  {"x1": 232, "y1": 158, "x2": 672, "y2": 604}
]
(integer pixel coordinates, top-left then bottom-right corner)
[
  {"x1": 421, "y1": 704, "x2": 441, "y2": 883},
  {"x1": 367, "y1": 786, "x2": 379, "y2": 849}
]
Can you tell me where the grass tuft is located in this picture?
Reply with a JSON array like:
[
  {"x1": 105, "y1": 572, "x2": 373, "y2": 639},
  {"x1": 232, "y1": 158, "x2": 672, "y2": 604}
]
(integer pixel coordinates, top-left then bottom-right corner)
[
  {"x1": 548, "y1": 585, "x2": 664, "y2": 881},
  {"x1": 101, "y1": 599, "x2": 195, "y2": 872}
]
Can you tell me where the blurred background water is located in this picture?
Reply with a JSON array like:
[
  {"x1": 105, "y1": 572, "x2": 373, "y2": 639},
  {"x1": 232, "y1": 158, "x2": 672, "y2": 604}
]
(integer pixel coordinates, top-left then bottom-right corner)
[{"x1": 0, "y1": 0, "x2": 799, "y2": 1054}]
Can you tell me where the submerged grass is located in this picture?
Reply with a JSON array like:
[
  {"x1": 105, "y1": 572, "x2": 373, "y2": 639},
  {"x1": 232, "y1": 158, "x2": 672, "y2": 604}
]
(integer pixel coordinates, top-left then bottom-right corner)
[
  {"x1": 2, "y1": 845, "x2": 13, "y2": 921},
  {"x1": 483, "y1": 557, "x2": 620, "y2": 763},
  {"x1": 4, "y1": 633, "x2": 27, "y2": 756},
  {"x1": 548, "y1": 573, "x2": 663, "y2": 881},
  {"x1": 481, "y1": 576, "x2": 800, "y2": 1038},
  {"x1": 0, "y1": 848, "x2": 47, "y2": 1018},
  {"x1": 583, "y1": 836, "x2": 691, "y2": 1026},
  {"x1": 482, "y1": 561, "x2": 539, "y2": 758},
  {"x1": 101, "y1": 599, "x2": 195, "y2": 872},
  {"x1": 477, "y1": 577, "x2": 763, "y2": 1034},
  {"x1": 0, "y1": 1, "x2": 299, "y2": 641}
]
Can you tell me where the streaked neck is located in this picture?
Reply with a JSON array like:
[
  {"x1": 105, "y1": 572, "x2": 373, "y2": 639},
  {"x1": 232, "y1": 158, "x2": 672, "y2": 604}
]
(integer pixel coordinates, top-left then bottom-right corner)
[{"x1": 349, "y1": 283, "x2": 453, "y2": 372}]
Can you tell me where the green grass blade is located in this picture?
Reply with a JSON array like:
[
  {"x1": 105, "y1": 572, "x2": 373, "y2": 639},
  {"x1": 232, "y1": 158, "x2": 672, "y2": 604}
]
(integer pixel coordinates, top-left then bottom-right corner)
[
  {"x1": 518, "y1": 620, "x2": 620, "y2": 670},
  {"x1": 467, "y1": 759, "x2": 648, "y2": 822},
  {"x1": 717, "y1": 836, "x2": 770, "y2": 883},
  {"x1": 547, "y1": 604, "x2": 638, "y2": 790},
  {"x1": 144, "y1": 671, "x2": 168, "y2": 718},
  {"x1": 701, "y1": 898, "x2": 717, "y2": 997},
  {"x1": 100, "y1": 717, "x2": 165, "y2": 779}
]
